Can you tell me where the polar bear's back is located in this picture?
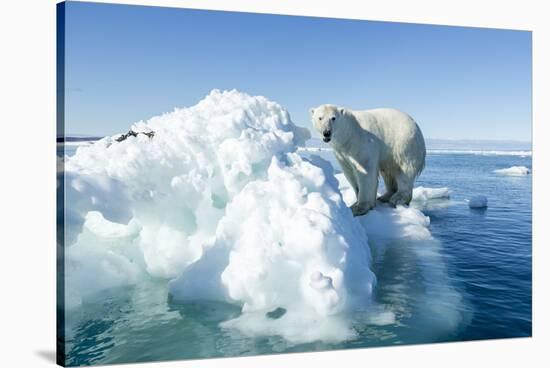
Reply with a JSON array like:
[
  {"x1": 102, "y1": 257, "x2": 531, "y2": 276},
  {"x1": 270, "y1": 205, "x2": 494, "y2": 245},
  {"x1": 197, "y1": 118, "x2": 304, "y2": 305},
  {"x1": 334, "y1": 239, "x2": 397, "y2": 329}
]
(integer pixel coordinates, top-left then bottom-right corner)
[{"x1": 353, "y1": 108, "x2": 426, "y2": 178}]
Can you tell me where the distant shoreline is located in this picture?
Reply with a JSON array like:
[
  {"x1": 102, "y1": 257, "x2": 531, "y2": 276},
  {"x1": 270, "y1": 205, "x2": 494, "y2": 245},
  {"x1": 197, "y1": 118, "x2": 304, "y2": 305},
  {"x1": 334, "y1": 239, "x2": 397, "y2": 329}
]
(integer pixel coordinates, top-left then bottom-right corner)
[
  {"x1": 57, "y1": 136, "x2": 102, "y2": 143},
  {"x1": 298, "y1": 146, "x2": 532, "y2": 157}
]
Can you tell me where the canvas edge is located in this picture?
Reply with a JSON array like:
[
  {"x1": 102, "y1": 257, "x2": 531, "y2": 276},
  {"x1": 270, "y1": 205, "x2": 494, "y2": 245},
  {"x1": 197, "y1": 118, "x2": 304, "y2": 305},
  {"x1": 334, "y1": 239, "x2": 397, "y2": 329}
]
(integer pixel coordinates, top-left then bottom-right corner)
[{"x1": 56, "y1": 1, "x2": 67, "y2": 367}]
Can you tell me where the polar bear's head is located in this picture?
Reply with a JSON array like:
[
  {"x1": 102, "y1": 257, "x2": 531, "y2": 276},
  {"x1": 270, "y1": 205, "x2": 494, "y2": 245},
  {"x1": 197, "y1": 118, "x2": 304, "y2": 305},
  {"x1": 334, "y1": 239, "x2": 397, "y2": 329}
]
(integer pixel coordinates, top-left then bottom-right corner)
[{"x1": 310, "y1": 104, "x2": 346, "y2": 143}]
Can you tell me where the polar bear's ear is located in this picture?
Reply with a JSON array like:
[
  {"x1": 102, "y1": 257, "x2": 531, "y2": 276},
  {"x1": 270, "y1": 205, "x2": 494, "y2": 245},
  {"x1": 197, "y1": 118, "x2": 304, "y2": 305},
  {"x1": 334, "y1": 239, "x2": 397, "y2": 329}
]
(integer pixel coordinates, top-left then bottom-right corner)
[
  {"x1": 309, "y1": 108, "x2": 315, "y2": 116},
  {"x1": 339, "y1": 108, "x2": 346, "y2": 115}
]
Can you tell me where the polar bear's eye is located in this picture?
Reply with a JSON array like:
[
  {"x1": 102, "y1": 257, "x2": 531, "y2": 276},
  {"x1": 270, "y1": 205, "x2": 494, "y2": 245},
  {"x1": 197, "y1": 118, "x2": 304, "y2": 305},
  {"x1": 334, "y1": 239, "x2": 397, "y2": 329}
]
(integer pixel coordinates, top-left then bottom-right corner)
[
  {"x1": 318, "y1": 117, "x2": 322, "y2": 121},
  {"x1": 331, "y1": 117, "x2": 336, "y2": 121}
]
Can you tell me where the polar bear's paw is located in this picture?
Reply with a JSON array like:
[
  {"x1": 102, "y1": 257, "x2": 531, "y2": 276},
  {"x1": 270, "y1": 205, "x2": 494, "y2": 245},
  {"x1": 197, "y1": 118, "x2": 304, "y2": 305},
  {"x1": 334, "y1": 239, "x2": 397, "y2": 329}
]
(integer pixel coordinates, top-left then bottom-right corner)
[
  {"x1": 389, "y1": 191, "x2": 412, "y2": 207},
  {"x1": 350, "y1": 202, "x2": 374, "y2": 217},
  {"x1": 377, "y1": 192, "x2": 394, "y2": 203}
]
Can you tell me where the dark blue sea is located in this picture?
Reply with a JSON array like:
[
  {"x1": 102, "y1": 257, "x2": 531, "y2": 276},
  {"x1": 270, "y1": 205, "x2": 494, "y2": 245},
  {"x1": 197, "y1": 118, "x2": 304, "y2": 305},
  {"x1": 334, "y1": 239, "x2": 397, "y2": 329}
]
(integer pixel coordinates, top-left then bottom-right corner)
[{"x1": 60, "y1": 145, "x2": 532, "y2": 366}]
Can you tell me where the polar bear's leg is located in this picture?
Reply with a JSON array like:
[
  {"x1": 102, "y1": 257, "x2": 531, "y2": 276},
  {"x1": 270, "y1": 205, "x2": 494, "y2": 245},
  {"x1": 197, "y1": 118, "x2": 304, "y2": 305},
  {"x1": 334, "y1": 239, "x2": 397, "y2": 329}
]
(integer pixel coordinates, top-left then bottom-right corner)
[
  {"x1": 337, "y1": 157, "x2": 359, "y2": 199},
  {"x1": 378, "y1": 170, "x2": 397, "y2": 203},
  {"x1": 351, "y1": 165, "x2": 378, "y2": 216},
  {"x1": 389, "y1": 172, "x2": 414, "y2": 206}
]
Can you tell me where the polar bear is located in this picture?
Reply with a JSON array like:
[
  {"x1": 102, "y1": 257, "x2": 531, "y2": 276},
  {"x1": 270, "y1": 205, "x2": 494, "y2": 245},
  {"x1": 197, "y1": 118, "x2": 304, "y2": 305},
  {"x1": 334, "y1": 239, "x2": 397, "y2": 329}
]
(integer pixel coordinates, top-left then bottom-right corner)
[{"x1": 310, "y1": 105, "x2": 426, "y2": 216}]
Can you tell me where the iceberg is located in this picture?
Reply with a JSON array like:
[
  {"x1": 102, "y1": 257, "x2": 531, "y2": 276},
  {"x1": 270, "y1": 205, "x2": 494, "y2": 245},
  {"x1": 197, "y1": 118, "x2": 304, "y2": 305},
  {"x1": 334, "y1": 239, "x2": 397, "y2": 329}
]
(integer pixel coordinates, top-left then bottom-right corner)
[
  {"x1": 61, "y1": 89, "x2": 462, "y2": 343},
  {"x1": 61, "y1": 90, "x2": 375, "y2": 341}
]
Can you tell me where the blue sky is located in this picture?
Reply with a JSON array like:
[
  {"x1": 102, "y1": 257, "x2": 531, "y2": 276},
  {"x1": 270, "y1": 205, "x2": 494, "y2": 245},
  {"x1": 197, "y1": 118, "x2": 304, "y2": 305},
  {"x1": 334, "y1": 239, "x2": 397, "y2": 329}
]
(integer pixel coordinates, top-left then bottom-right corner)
[{"x1": 63, "y1": 1, "x2": 532, "y2": 141}]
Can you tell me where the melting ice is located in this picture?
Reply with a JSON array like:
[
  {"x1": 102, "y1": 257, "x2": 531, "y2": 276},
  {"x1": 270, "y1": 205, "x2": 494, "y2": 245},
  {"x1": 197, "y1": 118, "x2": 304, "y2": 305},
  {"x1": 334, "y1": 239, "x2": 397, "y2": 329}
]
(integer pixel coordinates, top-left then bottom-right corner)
[{"x1": 61, "y1": 89, "x2": 462, "y2": 343}]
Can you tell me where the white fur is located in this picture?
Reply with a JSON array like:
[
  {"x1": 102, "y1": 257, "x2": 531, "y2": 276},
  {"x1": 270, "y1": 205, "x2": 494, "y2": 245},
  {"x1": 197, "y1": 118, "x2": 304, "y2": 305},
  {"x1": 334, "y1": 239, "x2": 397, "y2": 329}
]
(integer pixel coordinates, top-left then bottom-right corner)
[{"x1": 310, "y1": 105, "x2": 426, "y2": 216}]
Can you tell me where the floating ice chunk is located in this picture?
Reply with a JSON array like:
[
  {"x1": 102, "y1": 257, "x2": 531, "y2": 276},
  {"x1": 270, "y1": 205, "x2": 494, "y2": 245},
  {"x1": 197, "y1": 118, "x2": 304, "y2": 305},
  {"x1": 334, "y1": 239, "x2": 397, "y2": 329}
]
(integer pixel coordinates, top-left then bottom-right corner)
[
  {"x1": 412, "y1": 186, "x2": 451, "y2": 202},
  {"x1": 468, "y1": 195, "x2": 488, "y2": 208},
  {"x1": 493, "y1": 166, "x2": 531, "y2": 176}
]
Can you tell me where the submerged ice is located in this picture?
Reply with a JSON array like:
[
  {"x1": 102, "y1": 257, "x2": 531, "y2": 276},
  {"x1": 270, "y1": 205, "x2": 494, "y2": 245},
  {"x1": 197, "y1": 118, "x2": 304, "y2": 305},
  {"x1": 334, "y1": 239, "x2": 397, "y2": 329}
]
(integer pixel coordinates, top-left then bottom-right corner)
[{"x1": 62, "y1": 89, "x2": 462, "y2": 343}]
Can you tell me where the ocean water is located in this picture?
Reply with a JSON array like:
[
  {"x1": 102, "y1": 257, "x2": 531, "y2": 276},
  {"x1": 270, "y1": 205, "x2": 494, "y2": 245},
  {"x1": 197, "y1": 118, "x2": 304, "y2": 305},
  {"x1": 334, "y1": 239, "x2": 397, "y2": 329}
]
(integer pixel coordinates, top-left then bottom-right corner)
[{"x1": 60, "y1": 145, "x2": 532, "y2": 366}]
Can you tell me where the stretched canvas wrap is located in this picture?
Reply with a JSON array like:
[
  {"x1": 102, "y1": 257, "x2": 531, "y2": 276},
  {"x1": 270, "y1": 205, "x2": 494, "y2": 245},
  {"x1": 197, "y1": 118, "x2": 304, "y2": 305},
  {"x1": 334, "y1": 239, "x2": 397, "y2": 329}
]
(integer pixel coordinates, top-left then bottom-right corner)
[{"x1": 56, "y1": 1, "x2": 532, "y2": 366}]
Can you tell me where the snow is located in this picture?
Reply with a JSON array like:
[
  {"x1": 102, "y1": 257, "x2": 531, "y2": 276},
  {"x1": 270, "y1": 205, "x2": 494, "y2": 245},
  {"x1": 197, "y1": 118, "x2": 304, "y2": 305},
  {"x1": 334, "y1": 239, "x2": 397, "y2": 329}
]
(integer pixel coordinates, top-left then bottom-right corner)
[
  {"x1": 61, "y1": 89, "x2": 460, "y2": 343},
  {"x1": 169, "y1": 154, "x2": 375, "y2": 342},
  {"x1": 493, "y1": 166, "x2": 531, "y2": 176},
  {"x1": 468, "y1": 195, "x2": 488, "y2": 208},
  {"x1": 334, "y1": 173, "x2": 360, "y2": 205}
]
